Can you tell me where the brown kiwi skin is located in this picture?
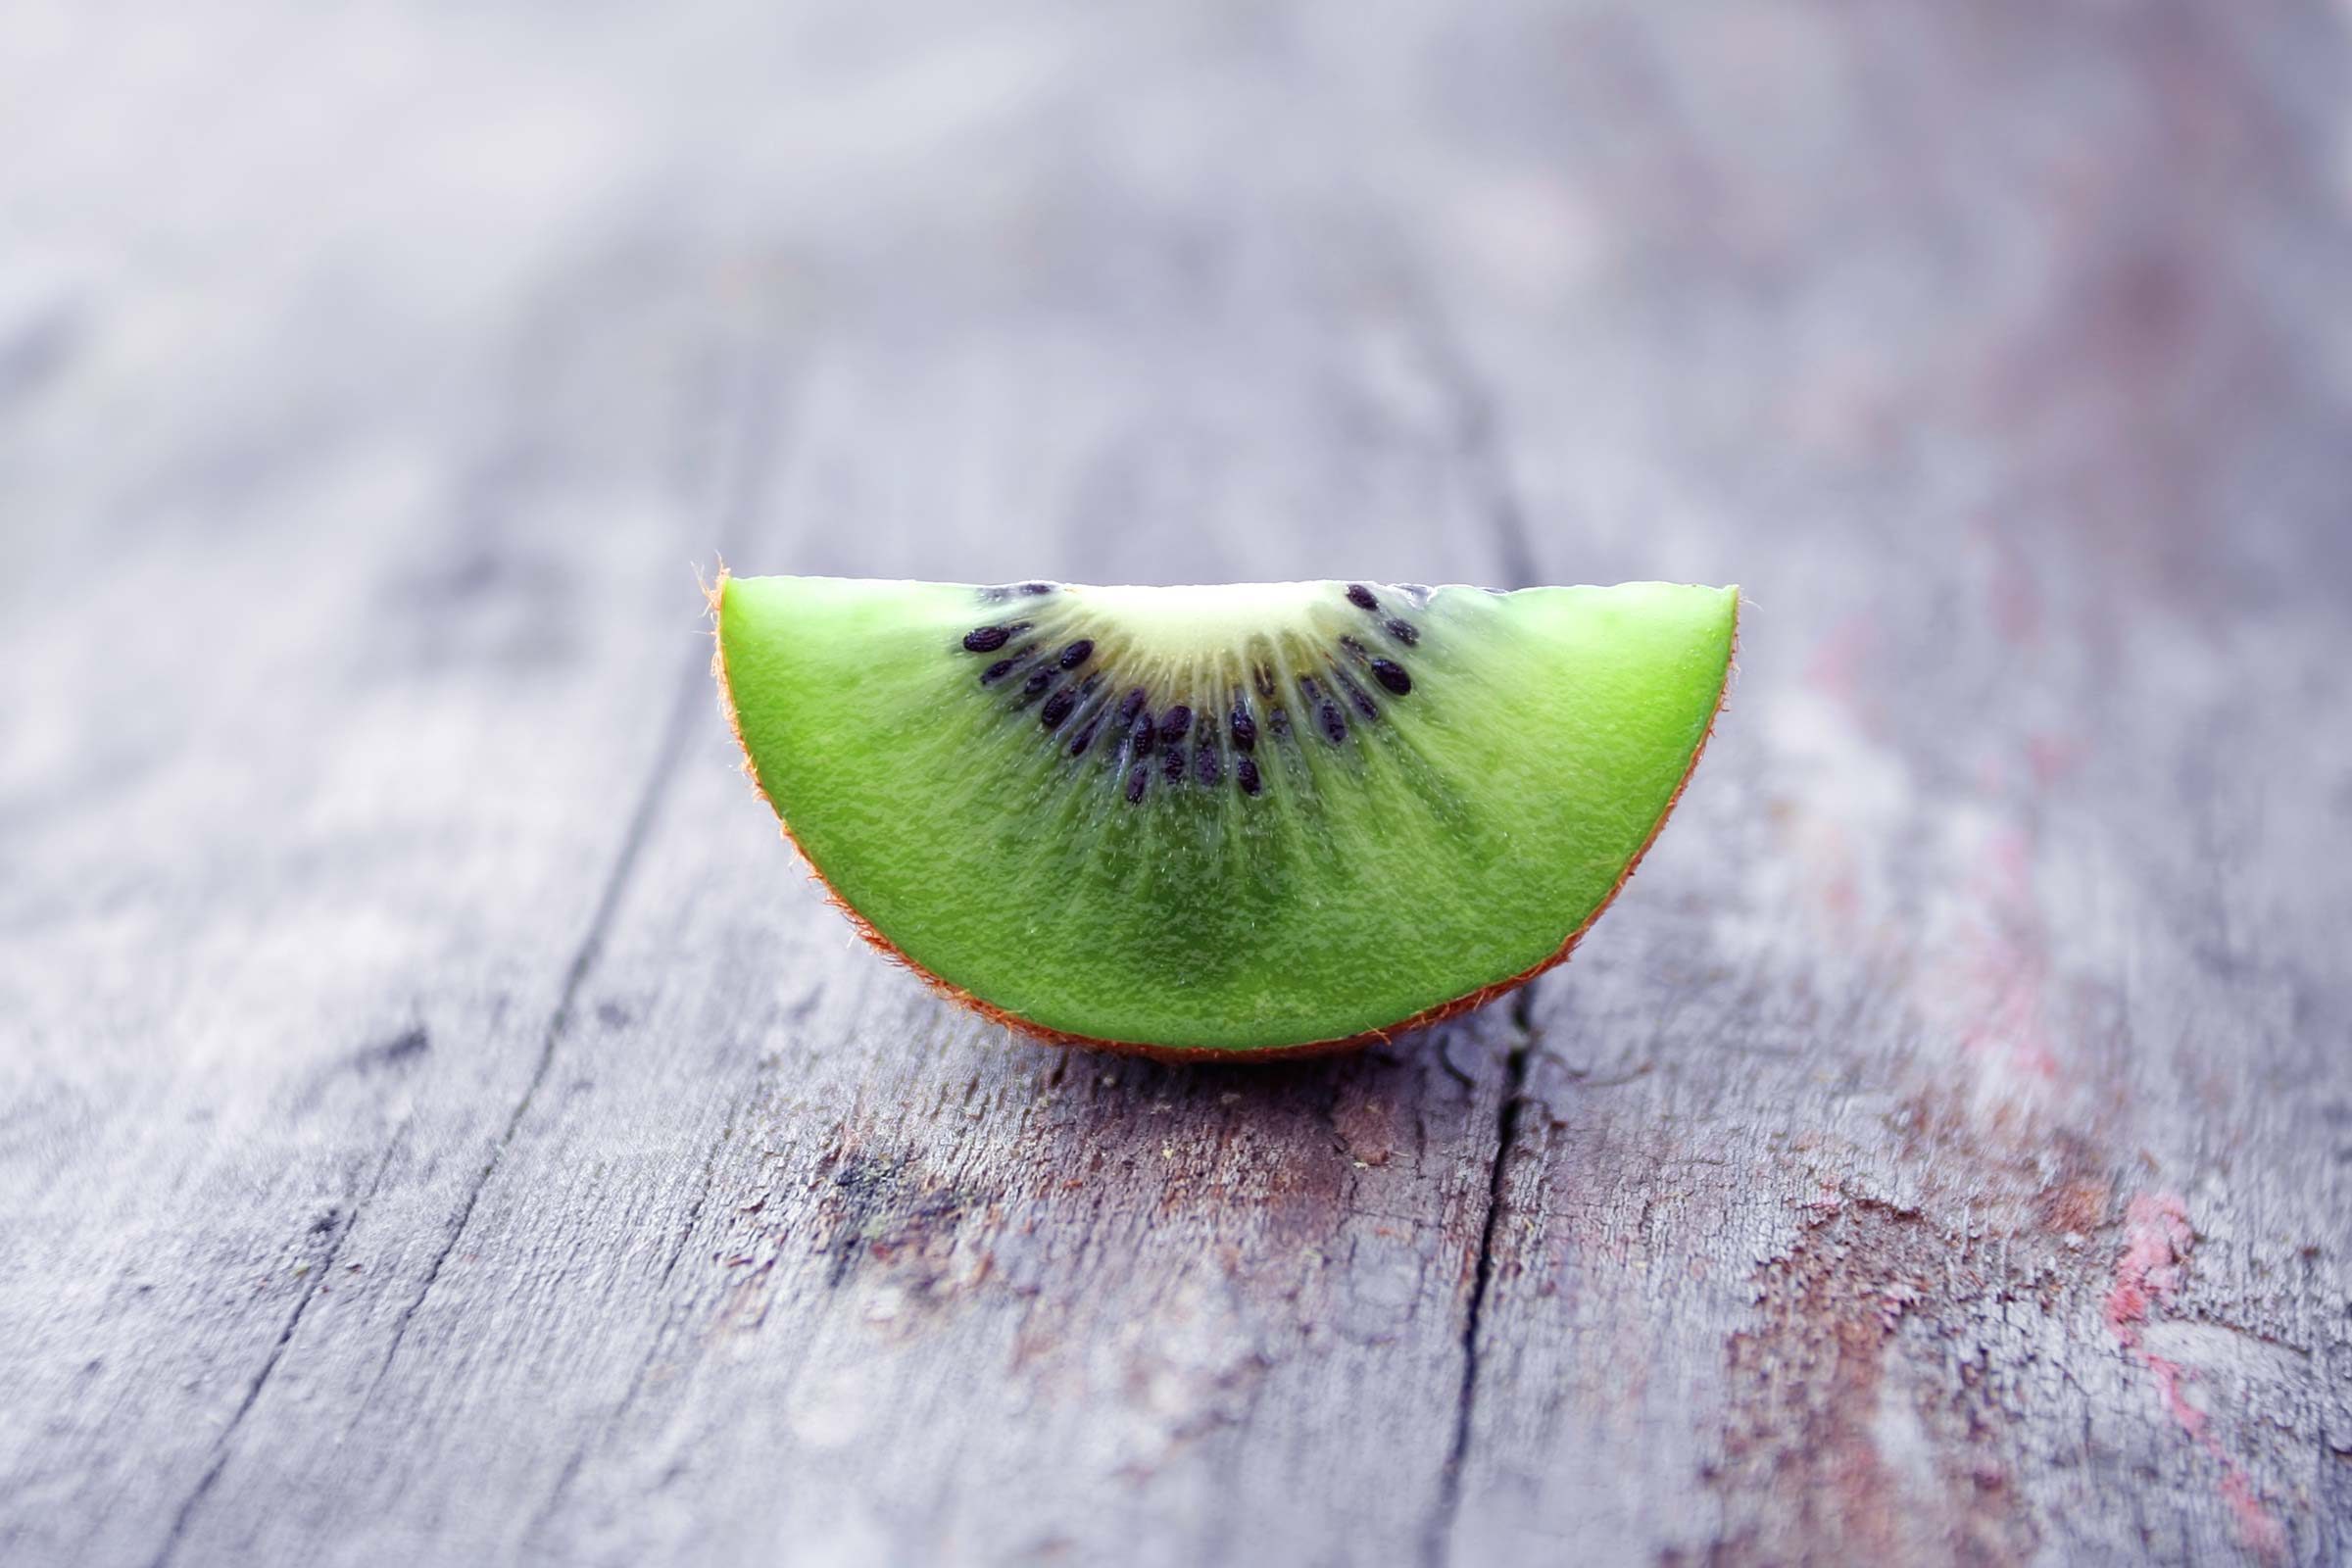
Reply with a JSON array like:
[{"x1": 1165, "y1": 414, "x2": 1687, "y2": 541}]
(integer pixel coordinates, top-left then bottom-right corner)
[{"x1": 710, "y1": 569, "x2": 1738, "y2": 1063}]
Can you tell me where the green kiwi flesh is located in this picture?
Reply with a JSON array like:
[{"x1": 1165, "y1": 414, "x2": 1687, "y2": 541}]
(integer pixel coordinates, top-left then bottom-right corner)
[{"x1": 716, "y1": 574, "x2": 1736, "y2": 1057}]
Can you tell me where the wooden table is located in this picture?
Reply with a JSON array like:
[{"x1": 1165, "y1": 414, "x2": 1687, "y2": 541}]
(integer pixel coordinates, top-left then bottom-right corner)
[{"x1": 5, "y1": 4, "x2": 2348, "y2": 1564}]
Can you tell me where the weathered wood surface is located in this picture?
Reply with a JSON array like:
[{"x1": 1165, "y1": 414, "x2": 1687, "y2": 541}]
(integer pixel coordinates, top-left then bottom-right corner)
[{"x1": 3, "y1": 4, "x2": 2348, "y2": 1566}]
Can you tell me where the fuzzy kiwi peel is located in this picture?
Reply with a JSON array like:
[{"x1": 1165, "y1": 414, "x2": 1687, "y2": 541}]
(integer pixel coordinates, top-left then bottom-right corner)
[{"x1": 713, "y1": 573, "x2": 1736, "y2": 1059}]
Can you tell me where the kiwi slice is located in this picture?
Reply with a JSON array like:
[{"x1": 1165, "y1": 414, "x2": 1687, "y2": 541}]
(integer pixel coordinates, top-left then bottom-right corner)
[{"x1": 714, "y1": 573, "x2": 1736, "y2": 1058}]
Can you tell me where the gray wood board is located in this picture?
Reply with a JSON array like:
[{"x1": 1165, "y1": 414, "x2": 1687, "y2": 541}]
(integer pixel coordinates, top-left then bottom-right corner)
[
  {"x1": 3, "y1": 4, "x2": 2348, "y2": 1567},
  {"x1": 1425, "y1": 8, "x2": 2352, "y2": 1564}
]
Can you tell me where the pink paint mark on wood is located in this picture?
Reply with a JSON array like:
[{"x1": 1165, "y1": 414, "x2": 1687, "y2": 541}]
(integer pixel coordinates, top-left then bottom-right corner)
[
  {"x1": 2026, "y1": 730, "x2": 2086, "y2": 788},
  {"x1": 1804, "y1": 613, "x2": 1884, "y2": 735},
  {"x1": 1985, "y1": 528, "x2": 2044, "y2": 648},
  {"x1": 1805, "y1": 615, "x2": 1870, "y2": 700},
  {"x1": 2104, "y1": 1193, "x2": 2287, "y2": 1563},
  {"x1": 1915, "y1": 814, "x2": 2076, "y2": 1124},
  {"x1": 2103, "y1": 1192, "x2": 2190, "y2": 1344},
  {"x1": 2223, "y1": 1470, "x2": 2290, "y2": 1562},
  {"x1": 1953, "y1": 826, "x2": 2064, "y2": 1089},
  {"x1": 2105, "y1": 1194, "x2": 2205, "y2": 1439},
  {"x1": 1818, "y1": 857, "x2": 1861, "y2": 929},
  {"x1": 1800, "y1": 821, "x2": 1866, "y2": 950}
]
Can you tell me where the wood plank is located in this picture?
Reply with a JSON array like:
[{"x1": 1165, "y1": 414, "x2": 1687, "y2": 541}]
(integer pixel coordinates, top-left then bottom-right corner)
[
  {"x1": 0, "y1": 234, "x2": 789, "y2": 1566},
  {"x1": 137, "y1": 227, "x2": 1536, "y2": 1565},
  {"x1": 3, "y1": 3, "x2": 2346, "y2": 1566},
  {"x1": 1, "y1": 12, "x2": 1540, "y2": 1564},
  {"x1": 1420, "y1": 4, "x2": 2352, "y2": 1563}
]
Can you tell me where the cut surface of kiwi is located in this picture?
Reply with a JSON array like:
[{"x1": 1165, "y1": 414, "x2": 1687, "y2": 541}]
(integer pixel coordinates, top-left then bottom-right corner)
[{"x1": 715, "y1": 574, "x2": 1736, "y2": 1057}]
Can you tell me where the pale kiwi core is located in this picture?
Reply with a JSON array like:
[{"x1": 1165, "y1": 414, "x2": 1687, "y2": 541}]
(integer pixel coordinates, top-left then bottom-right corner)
[{"x1": 717, "y1": 574, "x2": 1737, "y2": 1055}]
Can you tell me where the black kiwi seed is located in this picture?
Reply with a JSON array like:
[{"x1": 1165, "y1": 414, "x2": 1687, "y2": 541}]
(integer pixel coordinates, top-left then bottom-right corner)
[
  {"x1": 1385, "y1": 617, "x2": 1418, "y2": 646},
  {"x1": 1056, "y1": 639, "x2": 1094, "y2": 669},
  {"x1": 1158, "y1": 706, "x2": 1192, "y2": 745},
  {"x1": 1229, "y1": 700, "x2": 1256, "y2": 752},
  {"x1": 1252, "y1": 664, "x2": 1276, "y2": 699},
  {"x1": 1337, "y1": 671, "x2": 1379, "y2": 720},
  {"x1": 1069, "y1": 712, "x2": 1104, "y2": 755},
  {"x1": 1269, "y1": 705, "x2": 1292, "y2": 738},
  {"x1": 1040, "y1": 689, "x2": 1077, "y2": 728},
  {"x1": 1290, "y1": 678, "x2": 1323, "y2": 736},
  {"x1": 1020, "y1": 666, "x2": 1055, "y2": 699},
  {"x1": 1019, "y1": 581, "x2": 1054, "y2": 595},
  {"x1": 1236, "y1": 755, "x2": 1262, "y2": 796},
  {"x1": 1370, "y1": 659, "x2": 1412, "y2": 695},
  {"x1": 1339, "y1": 635, "x2": 1368, "y2": 663},
  {"x1": 1346, "y1": 583, "x2": 1380, "y2": 612},
  {"x1": 1116, "y1": 688, "x2": 1147, "y2": 727},
  {"x1": 1195, "y1": 739, "x2": 1221, "y2": 786},
  {"x1": 980, "y1": 657, "x2": 1020, "y2": 684},
  {"x1": 1130, "y1": 712, "x2": 1155, "y2": 758},
  {"x1": 963, "y1": 625, "x2": 1010, "y2": 653},
  {"x1": 1161, "y1": 746, "x2": 1186, "y2": 782},
  {"x1": 1124, "y1": 764, "x2": 1149, "y2": 804}
]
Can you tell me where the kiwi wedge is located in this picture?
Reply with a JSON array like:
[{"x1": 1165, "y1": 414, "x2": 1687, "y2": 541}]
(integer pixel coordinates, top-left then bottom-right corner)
[{"x1": 714, "y1": 574, "x2": 1736, "y2": 1058}]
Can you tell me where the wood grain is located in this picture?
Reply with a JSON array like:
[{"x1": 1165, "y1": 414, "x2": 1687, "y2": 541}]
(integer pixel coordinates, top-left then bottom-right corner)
[
  {"x1": 3, "y1": 4, "x2": 2347, "y2": 1566},
  {"x1": 1417, "y1": 6, "x2": 2352, "y2": 1563}
]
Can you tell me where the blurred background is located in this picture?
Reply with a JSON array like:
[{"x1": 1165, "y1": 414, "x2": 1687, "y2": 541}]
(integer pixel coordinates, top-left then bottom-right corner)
[
  {"x1": 9, "y1": 1, "x2": 2349, "y2": 594},
  {"x1": 5, "y1": 3, "x2": 2352, "y2": 1566}
]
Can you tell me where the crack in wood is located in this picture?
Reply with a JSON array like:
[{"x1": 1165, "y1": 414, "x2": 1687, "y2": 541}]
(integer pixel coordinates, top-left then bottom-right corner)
[
  {"x1": 1402, "y1": 291, "x2": 1542, "y2": 592},
  {"x1": 520, "y1": 1062, "x2": 779, "y2": 1553},
  {"x1": 1417, "y1": 304, "x2": 1553, "y2": 1564},
  {"x1": 657, "y1": 1132, "x2": 732, "y2": 1291},
  {"x1": 142, "y1": 1137, "x2": 401, "y2": 1568},
  {"x1": 517, "y1": 1285, "x2": 702, "y2": 1556},
  {"x1": 1422, "y1": 979, "x2": 1541, "y2": 1568},
  {"x1": 355, "y1": 650, "x2": 704, "y2": 1411},
  {"x1": 354, "y1": 351, "x2": 788, "y2": 1419}
]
